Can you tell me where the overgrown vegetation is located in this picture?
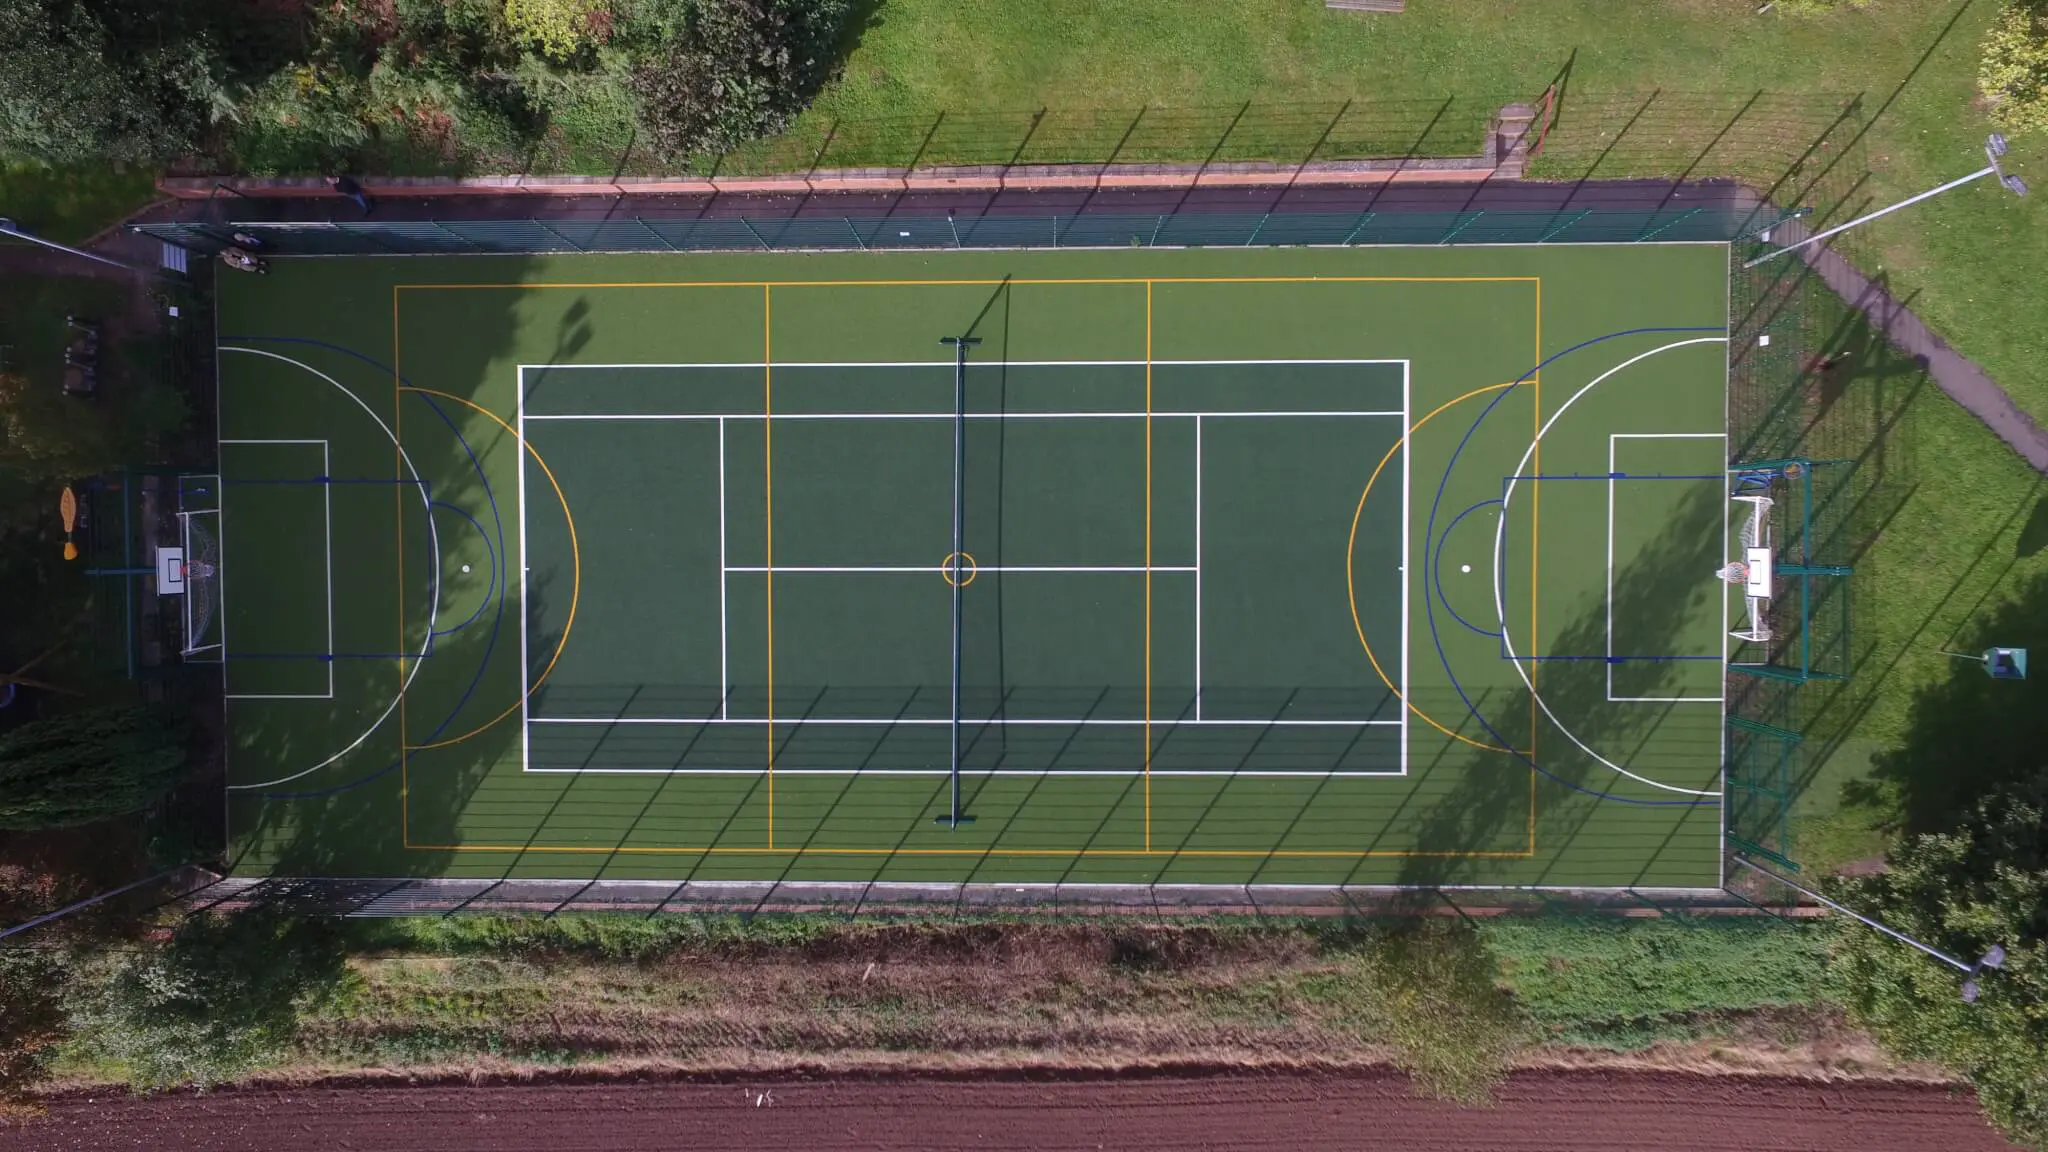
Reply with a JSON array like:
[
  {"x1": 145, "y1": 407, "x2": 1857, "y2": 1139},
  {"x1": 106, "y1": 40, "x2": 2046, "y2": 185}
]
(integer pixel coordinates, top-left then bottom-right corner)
[
  {"x1": 7, "y1": 912, "x2": 1851, "y2": 1103},
  {"x1": 1830, "y1": 788, "x2": 2048, "y2": 1146},
  {"x1": 0, "y1": 0, "x2": 867, "y2": 172},
  {"x1": 1983, "y1": 0, "x2": 2048, "y2": 135},
  {"x1": 67, "y1": 909, "x2": 351, "y2": 1089}
]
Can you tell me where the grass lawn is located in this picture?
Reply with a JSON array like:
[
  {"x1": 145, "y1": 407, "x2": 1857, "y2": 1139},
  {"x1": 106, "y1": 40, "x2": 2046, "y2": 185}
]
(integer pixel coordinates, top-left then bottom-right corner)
[
  {"x1": 0, "y1": 162, "x2": 158, "y2": 243},
  {"x1": 799, "y1": 0, "x2": 2046, "y2": 420}
]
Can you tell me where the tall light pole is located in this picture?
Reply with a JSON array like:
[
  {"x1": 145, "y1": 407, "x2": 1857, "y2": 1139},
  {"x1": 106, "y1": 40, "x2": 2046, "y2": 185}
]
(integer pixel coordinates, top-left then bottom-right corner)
[
  {"x1": 1744, "y1": 134, "x2": 2028, "y2": 268},
  {"x1": 1732, "y1": 856, "x2": 2008, "y2": 1001},
  {"x1": 0, "y1": 217, "x2": 147, "y2": 274}
]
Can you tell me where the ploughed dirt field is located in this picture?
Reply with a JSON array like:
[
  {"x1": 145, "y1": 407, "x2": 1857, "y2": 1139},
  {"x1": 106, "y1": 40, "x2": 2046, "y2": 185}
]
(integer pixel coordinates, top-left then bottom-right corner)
[{"x1": 7, "y1": 1070, "x2": 2020, "y2": 1151}]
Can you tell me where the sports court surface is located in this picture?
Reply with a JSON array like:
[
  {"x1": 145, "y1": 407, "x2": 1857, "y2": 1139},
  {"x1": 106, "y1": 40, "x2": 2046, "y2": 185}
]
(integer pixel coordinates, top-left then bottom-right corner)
[{"x1": 211, "y1": 244, "x2": 1731, "y2": 887}]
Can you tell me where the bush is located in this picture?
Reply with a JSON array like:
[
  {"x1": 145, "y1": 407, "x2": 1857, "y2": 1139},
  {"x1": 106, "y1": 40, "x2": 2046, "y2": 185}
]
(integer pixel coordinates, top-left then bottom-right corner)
[
  {"x1": 0, "y1": 0, "x2": 227, "y2": 164},
  {"x1": 1983, "y1": 1, "x2": 2048, "y2": 136},
  {"x1": 0, "y1": 707, "x2": 190, "y2": 832},
  {"x1": 505, "y1": 0, "x2": 615, "y2": 60},
  {"x1": 0, "y1": 947, "x2": 70, "y2": 1115},
  {"x1": 629, "y1": 0, "x2": 854, "y2": 160},
  {"x1": 1829, "y1": 785, "x2": 2048, "y2": 1149},
  {"x1": 1368, "y1": 919, "x2": 1529, "y2": 1104},
  {"x1": 73, "y1": 909, "x2": 351, "y2": 1090}
]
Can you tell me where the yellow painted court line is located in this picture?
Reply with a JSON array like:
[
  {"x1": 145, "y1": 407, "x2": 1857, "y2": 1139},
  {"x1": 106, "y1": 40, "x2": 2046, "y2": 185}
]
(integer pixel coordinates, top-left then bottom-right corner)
[
  {"x1": 392, "y1": 286, "x2": 408, "y2": 843},
  {"x1": 416, "y1": 842, "x2": 1535, "y2": 859},
  {"x1": 1530, "y1": 279, "x2": 1542, "y2": 851},
  {"x1": 393, "y1": 276, "x2": 1543, "y2": 291},
  {"x1": 397, "y1": 387, "x2": 581, "y2": 753},
  {"x1": 764, "y1": 284, "x2": 776, "y2": 850},
  {"x1": 1143, "y1": 279, "x2": 1153, "y2": 852}
]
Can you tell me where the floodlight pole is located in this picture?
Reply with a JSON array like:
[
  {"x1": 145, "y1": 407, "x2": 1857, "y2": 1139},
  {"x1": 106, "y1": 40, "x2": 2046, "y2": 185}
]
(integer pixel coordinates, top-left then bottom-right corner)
[
  {"x1": 935, "y1": 334, "x2": 981, "y2": 828},
  {"x1": 0, "y1": 217, "x2": 146, "y2": 274},
  {"x1": 1743, "y1": 134, "x2": 2028, "y2": 268},
  {"x1": 1732, "y1": 855, "x2": 2006, "y2": 1000}
]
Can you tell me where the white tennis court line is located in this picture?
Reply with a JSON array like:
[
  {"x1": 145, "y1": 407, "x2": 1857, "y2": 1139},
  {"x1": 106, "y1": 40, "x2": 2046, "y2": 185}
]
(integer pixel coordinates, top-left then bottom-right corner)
[
  {"x1": 517, "y1": 364, "x2": 532, "y2": 777},
  {"x1": 523, "y1": 359, "x2": 1408, "y2": 369},
  {"x1": 1400, "y1": 362, "x2": 1411, "y2": 779},
  {"x1": 528, "y1": 716, "x2": 1399, "y2": 727},
  {"x1": 717, "y1": 416, "x2": 729, "y2": 721},
  {"x1": 1194, "y1": 415, "x2": 1204, "y2": 722},
  {"x1": 522, "y1": 767, "x2": 1407, "y2": 778},
  {"x1": 219, "y1": 438, "x2": 336, "y2": 701},
  {"x1": 1605, "y1": 432, "x2": 1726, "y2": 705},
  {"x1": 524, "y1": 410, "x2": 1406, "y2": 422},
  {"x1": 516, "y1": 360, "x2": 1415, "y2": 777},
  {"x1": 722, "y1": 565, "x2": 1199, "y2": 575}
]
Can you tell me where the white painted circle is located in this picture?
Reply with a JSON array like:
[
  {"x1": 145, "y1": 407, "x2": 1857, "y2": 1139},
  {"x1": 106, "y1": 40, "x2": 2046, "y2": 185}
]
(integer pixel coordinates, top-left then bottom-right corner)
[
  {"x1": 1460, "y1": 564, "x2": 1471, "y2": 573},
  {"x1": 462, "y1": 564, "x2": 473, "y2": 574}
]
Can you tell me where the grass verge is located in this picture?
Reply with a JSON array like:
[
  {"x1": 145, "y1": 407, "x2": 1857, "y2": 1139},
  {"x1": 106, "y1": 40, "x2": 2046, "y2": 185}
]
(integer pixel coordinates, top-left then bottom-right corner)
[{"x1": 43, "y1": 912, "x2": 1908, "y2": 1103}]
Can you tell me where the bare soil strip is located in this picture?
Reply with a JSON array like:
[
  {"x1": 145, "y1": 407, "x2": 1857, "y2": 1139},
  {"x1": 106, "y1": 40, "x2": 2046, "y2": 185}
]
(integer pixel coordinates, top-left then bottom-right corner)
[{"x1": 8, "y1": 1071, "x2": 2019, "y2": 1152}]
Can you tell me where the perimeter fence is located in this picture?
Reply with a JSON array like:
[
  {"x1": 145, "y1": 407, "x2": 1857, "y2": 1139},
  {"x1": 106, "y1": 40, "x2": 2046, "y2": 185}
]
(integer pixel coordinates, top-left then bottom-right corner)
[{"x1": 129, "y1": 84, "x2": 1902, "y2": 907}]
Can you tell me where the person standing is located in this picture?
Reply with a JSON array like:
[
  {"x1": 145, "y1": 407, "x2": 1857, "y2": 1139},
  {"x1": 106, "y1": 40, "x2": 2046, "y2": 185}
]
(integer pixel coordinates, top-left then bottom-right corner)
[{"x1": 326, "y1": 175, "x2": 374, "y2": 215}]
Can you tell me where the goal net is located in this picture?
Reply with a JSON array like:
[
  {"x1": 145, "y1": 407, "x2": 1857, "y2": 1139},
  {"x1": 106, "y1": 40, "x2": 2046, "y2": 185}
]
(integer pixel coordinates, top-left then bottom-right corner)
[
  {"x1": 179, "y1": 508, "x2": 222, "y2": 660},
  {"x1": 1722, "y1": 492, "x2": 1774, "y2": 643}
]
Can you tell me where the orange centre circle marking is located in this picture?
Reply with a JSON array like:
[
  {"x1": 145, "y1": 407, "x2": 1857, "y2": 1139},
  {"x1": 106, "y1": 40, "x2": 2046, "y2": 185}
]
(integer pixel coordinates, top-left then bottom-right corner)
[{"x1": 939, "y1": 551, "x2": 978, "y2": 588}]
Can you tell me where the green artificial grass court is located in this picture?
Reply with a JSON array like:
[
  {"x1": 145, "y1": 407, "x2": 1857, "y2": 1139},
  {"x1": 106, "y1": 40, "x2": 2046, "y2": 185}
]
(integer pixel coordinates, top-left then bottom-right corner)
[{"x1": 214, "y1": 243, "x2": 1730, "y2": 887}]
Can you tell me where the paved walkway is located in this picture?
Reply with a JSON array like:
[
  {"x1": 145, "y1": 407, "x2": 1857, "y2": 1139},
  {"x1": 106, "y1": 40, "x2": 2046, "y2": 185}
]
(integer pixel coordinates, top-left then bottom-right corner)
[{"x1": 1784, "y1": 230, "x2": 2048, "y2": 472}]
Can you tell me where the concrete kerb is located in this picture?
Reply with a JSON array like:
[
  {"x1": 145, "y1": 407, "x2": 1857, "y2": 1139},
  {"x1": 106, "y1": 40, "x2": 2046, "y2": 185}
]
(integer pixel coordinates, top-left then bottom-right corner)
[{"x1": 160, "y1": 155, "x2": 1502, "y2": 200}]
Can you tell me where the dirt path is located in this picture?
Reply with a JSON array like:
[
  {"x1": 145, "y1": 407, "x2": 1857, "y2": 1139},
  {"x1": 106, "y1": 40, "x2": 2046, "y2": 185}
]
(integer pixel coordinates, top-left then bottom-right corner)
[{"x1": 6, "y1": 1071, "x2": 2018, "y2": 1152}]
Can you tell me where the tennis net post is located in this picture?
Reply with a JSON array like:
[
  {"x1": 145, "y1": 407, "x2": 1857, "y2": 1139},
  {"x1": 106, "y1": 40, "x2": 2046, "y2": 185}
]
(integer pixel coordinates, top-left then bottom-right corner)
[{"x1": 935, "y1": 334, "x2": 980, "y2": 827}]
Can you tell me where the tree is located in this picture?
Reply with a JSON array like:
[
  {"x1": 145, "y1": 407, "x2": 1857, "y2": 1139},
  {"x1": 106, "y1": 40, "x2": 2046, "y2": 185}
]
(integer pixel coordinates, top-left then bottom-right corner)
[
  {"x1": 73, "y1": 908, "x2": 350, "y2": 1089},
  {"x1": 628, "y1": 0, "x2": 854, "y2": 159},
  {"x1": 0, "y1": 707, "x2": 190, "y2": 831},
  {"x1": 0, "y1": 0, "x2": 229, "y2": 164},
  {"x1": 1828, "y1": 784, "x2": 2048, "y2": 1149},
  {"x1": 1983, "y1": 0, "x2": 2048, "y2": 137}
]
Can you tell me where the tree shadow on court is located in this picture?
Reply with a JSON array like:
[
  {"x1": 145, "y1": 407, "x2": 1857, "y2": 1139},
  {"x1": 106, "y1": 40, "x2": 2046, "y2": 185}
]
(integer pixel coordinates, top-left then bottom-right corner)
[
  {"x1": 1382, "y1": 477, "x2": 1730, "y2": 891},
  {"x1": 223, "y1": 255, "x2": 562, "y2": 899}
]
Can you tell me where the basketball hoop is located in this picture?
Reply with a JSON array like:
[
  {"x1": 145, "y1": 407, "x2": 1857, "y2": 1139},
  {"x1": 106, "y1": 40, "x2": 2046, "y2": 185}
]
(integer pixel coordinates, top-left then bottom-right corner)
[
  {"x1": 1717, "y1": 561, "x2": 1749, "y2": 585},
  {"x1": 185, "y1": 560, "x2": 215, "y2": 580}
]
